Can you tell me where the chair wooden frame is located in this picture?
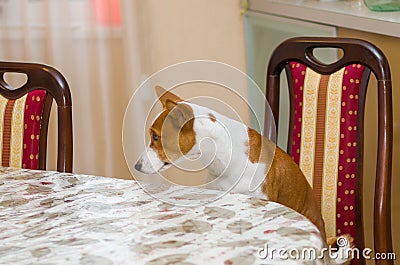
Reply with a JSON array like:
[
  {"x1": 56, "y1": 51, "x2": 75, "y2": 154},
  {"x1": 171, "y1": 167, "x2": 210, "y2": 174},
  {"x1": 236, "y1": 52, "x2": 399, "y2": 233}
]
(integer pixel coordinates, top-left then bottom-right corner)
[
  {"x1": 0, "y1": 61, "x2": 73, "y2": 173},
  {"x1": 265, "y1": 37, "x2": 393, "y2": 265}
]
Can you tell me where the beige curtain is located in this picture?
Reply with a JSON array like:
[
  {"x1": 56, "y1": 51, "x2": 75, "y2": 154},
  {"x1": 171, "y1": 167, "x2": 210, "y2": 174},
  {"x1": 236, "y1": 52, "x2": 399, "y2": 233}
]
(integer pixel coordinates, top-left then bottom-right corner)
[{"x1": 0, "y1": 0, "x2": 142, "y2": 179}]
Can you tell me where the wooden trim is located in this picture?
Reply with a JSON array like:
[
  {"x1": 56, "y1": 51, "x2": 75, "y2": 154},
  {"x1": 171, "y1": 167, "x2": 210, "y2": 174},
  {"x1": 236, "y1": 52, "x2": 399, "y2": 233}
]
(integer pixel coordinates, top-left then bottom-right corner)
[
  {"x1": 0, "y1": 61, "x2": 73, "y2": 173},
  {"x1": 266, "y1": 37, "x2": 393, "y2": 265},
  {"x1": 38, "y1": 94, "x2": 53, "y2": 170}
]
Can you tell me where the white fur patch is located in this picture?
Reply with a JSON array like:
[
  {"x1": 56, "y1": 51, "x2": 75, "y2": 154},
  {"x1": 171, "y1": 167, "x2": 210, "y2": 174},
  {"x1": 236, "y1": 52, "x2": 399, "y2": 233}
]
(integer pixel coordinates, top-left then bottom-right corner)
[
  {"x1": 185, "y1": 102, "x2": 269, "y2": 199},
  {"x1": 137, "y1": 147, "x2": 164, "y2": 174},
  {"x1": 137, "y1": 101, "x2": 271, "y2": 200}
]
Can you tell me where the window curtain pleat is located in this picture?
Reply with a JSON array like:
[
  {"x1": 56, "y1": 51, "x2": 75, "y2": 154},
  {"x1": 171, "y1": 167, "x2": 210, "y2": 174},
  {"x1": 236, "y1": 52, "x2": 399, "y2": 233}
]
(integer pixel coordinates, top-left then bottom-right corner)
[{"x1": 0, "y1": 0, "x2": 143, "y2": 179}]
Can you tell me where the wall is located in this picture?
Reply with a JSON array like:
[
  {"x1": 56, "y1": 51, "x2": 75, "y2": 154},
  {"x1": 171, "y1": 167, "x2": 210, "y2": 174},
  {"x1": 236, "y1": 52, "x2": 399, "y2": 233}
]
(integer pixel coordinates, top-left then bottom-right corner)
[
  {"x1": 138, "y1": 0, "x2": 247, "y2": 73},
  {"x1": 131, "y1": 0, "x2": 249, "y2": 185},
  {"x1": 338, "y1": 28, "x2": 400, "y2": 263}
]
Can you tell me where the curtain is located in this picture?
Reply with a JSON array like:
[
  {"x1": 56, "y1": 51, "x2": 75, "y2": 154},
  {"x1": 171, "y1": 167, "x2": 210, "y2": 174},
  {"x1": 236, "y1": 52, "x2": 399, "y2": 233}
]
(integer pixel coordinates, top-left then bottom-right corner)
[{"x1": 0, "y1": 0, "x2": 142, "y2": 179}]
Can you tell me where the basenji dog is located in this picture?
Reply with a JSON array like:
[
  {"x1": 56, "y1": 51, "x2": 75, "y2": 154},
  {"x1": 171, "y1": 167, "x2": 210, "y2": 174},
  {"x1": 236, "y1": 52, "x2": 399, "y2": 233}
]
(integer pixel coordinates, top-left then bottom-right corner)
[{"x1": 135, "y1": 86, "x2": 352, "y2": 264}]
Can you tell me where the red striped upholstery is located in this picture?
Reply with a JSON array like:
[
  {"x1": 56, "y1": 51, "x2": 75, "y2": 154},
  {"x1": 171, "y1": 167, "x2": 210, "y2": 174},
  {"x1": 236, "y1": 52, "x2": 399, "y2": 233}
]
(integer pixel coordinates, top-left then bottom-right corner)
[
  {"x1": 0, "y1": 61, "x2": 72, "y2": 173},
  {"x1": 0, "y1": 90, "x2": 47, "y2": 169},
  {"x1": 266, "y1": 37, "x2": 393, "y2": 265},
  {"x1": 289, "y1": 62, "x2": 365, "y2": 250}
]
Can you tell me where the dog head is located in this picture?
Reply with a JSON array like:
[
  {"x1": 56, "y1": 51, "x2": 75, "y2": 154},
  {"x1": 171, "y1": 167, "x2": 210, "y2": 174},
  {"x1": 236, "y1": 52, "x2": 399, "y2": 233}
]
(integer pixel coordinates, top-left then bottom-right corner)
[{"x1": 134, "y1": 86, "x2": 199, "y2": 174}]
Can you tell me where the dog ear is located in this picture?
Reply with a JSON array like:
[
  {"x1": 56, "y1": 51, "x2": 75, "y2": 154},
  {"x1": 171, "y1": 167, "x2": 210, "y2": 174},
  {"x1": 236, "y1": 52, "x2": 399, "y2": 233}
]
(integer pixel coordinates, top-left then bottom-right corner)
[
  {"x1": 155, "y1": 86, "x2": 183, "y2": 108},
  {"x1": 165, "y1": 99, "x2": 193, "y2": 128}
]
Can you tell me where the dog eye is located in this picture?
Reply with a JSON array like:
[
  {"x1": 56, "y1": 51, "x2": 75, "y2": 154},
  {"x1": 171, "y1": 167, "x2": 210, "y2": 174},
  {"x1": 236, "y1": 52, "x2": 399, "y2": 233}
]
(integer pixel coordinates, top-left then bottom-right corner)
[{"x1": 152, "y1": 133, "x2": 159, "y2": 141}]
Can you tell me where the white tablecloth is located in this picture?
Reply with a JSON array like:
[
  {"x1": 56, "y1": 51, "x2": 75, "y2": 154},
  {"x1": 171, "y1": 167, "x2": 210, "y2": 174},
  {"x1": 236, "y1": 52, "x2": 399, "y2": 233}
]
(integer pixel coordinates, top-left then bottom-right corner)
[{"x1": 0, "y1": 167, "x2": 325, "y2": 264}]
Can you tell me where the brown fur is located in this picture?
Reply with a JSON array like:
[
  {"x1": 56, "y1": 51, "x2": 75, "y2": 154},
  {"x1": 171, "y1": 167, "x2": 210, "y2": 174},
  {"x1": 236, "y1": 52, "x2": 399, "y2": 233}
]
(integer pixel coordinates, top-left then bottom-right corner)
[
  {"x1": 262, "y1": 147, "x2": 327, "y2": 242},
  {"x1": 150, "y1": 89, "x2": 196, "y2": 163},
  {"x1": 246, "y1": 128, "x2": 263, "y2": 163},
  {"x1": 208, "y1": 113, "x2": 216, "y2": 122},
  {"x1": 155, "y1": 85, "x2": 182, "y2": 107},
  {"x1": 246, "y1": 127, "x2": 327, "y2": 242}
]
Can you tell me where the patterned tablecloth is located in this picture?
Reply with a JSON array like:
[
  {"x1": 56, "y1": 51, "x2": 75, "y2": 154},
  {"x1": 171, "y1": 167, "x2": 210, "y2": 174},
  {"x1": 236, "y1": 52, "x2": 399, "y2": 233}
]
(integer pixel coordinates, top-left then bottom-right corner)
[{"x1": 0, "y1": 167, "x2": 326, "y2": 265}]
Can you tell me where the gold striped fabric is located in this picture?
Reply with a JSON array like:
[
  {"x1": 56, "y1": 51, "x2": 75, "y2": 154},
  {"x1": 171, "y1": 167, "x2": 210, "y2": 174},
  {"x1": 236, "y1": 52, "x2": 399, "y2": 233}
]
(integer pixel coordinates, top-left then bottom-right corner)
[
  {"x1": 298, "y1": 67, "x2": 344, "y2": 238},
  {"x1": 0, "y1": 94, "x2": 28, "y2": 167},
  {"x1": 299, "y1": 68, "x2": 320, "y2": 186},
  {"x1": 321, "y1": 69, "x2": 344, "y2": 237},
  {"x1": 291, "y1": 63, "x2": 365, "y2": 245},
  {"x1": 0, "y1": 96, "x2": 8, "y2": 164}
]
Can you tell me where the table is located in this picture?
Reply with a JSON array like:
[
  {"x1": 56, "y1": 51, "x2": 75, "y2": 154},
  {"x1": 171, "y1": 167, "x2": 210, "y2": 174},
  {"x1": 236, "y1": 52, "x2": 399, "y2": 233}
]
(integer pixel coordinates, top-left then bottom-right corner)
[{"x1": 0, "y1": 167, "x2": 325, "y2": 265}]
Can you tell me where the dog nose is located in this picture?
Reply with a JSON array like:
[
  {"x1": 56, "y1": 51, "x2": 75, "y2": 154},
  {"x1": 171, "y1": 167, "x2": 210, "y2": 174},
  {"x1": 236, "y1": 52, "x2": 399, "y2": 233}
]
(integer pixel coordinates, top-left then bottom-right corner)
[{"x1": 134, "y1": 161, "x2": 142, "y2": 171}]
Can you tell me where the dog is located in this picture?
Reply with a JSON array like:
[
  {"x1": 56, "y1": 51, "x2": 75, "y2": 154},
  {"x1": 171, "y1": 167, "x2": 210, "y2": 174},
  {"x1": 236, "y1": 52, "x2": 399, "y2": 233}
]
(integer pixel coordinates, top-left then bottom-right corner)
[{"x1": 135, "y1": 86, "x2": 352, "y2": 264}]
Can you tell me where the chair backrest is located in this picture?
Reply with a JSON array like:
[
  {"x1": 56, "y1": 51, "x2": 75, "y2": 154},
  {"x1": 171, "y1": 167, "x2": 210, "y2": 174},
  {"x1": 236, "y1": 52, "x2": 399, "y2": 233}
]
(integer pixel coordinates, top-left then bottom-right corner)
[
  {"x1": 0, "y1": 61, "x2": 72, "y2": 173},
  {"x1": 265, "y1": 37, "x2": 392, "y2": 264}
]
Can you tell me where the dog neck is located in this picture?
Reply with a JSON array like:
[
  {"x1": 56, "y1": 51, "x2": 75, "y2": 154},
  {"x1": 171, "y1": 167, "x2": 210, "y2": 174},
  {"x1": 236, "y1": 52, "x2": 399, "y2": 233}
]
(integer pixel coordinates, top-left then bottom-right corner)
[{"x1": 186, "y1": 102, "x2": 251, "y2": 179}]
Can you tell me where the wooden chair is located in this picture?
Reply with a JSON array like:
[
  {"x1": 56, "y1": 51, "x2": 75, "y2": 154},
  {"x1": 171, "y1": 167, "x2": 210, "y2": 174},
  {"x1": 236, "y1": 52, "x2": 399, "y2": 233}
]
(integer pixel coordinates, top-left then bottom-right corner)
[
  {"x1": 0, "y1": 61, "x2": 72, "y2": 173},
  {"x1": 265, "y1": 37, "x2": 393, "y2": 265}
]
